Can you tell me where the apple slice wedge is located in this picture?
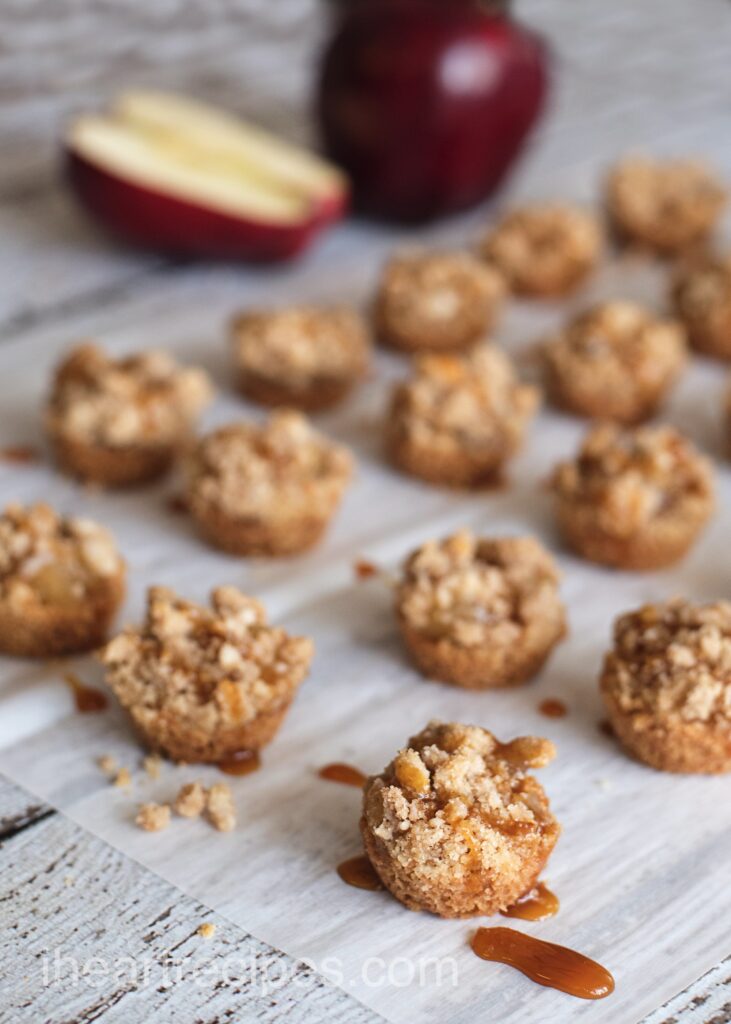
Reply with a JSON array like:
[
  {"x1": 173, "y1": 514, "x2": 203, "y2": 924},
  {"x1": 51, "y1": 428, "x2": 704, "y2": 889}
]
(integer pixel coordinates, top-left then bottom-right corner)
[{"x1": 64, "y1": 93, "x2": 349, "y2": 262}]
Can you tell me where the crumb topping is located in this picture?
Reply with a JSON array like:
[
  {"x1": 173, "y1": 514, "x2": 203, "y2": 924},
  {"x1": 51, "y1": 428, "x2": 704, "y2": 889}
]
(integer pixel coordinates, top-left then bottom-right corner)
[
  {"x1": 136, "y1": 802, "x2": 171, "y2": 832},
  {"x1": 674, "y1": 255, "x2": 731, "y2": 330},
  {"x1": 607, "y1": 157, "x2": 726, "y2": 249},
  {"x1": 47, "y1": 342, "x2": 212, "y2": 449},
  {"x1": 174, "y1": 782, "x2": 206, "y2": 818},
  {"x1": 231, "y1": 307, "x2": 369, "y2": 386},
  {"x1": 206, "y1": 782, "x2": 236, "y2": 832},
  {"x1": 364, "y1": 721, "x2": 557, "y2": 877},
  {"x1": 480, "y1": 205, "x2": 600, "y2": 292},
  {"x1": 376, "y1": 250, "x2": 504, "y2": 346},
  {"x1": 390, "y1": 346, "x2": 538, "y2": 456},
  {"x1": 551, "y1": 423, "x2": 714, "y2": 538},
  {"x1": 396, "y1": 531, "x2": 562, "y2": 648},
  {"x1": 0, "y1": 502, "x2": 123, "y2": 607},
  {"x1": 605, "y1": 599, "x2": 731, "y2": 724},
  {"x1": 101, "y1": 585, "x2": 313, "y2": 735},
  {"x1": 544, "y1": 301, "x2": 686, "y2": 397},
  {"x1": 186, "y1": 411, "x2": 352, "y2": 521}
]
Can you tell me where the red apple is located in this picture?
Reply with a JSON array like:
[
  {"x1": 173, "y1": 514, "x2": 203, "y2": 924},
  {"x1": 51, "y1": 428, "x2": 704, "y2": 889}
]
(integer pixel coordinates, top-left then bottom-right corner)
[
  {"x1": 65, "y1": 92, "x2": 349, "y2": 262},
  {"x1": 317, "y1": 0, "x2": 549, "y2": 223}
]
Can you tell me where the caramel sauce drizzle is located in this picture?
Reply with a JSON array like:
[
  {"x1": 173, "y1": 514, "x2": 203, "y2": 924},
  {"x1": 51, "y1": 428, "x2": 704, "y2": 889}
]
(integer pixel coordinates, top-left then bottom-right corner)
[
  {"x1": 218, "y1": 751, "x2": 261, "y2": 776},
  {"x1": 63, "y1": 672, "x2": 108, "y2": 713},
  {"x1": 0, "y1": 445, "x2": 40, "y2": 464},
  {"x1": 598, "y1": 719, "x2": 614, "y2": 739},
  {"x1": 318, "y1": 762, "x2": 366, "y2": 787},
  {"x1": 353, "y1": 559, "x2": 378, "y2": 580},
  {"x1": 471, "y1": 927, "x2": 614, "y2": 1000},
  {"x1": 500, "y1": 882, "x2": 559, "y2": 921},
  {"x1": 166, "y1": 494, "x2": 189, "y2": 515},
  {"x1": 337, "y1": 855, "x2": 383, "y2": 891},
  {"x1": 538, "y1": 698, "x2": 567, "y2": 719}
]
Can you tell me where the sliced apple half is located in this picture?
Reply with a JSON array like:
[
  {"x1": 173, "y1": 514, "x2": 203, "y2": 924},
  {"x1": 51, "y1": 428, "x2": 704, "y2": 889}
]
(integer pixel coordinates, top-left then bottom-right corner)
[{"x1": 64, "y1": 92, "x2": 349, "y2": 262}]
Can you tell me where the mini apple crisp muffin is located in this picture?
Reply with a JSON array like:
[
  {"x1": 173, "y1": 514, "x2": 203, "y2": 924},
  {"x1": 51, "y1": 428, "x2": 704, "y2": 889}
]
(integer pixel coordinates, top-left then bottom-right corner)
[
  {"x1": 673, "y1": 254, "x2": 731, "y2": 360},
  {"x1": 386, "y1": 346, "x2": 538, "y2": 488},
  {"x1": 0, "y1": 502, "x2": 125, "y2": 657},
  {"x1": 230, "y1": 306, "x2": 370, "y2": 411},
  {"x1": 101, "y1": 585, "x2": 313, "y2": 763},
  {"x1": 543, "y1": 301, "x2": 687, "y2": 424},
  {"x1": 395, "y1": 531, "x2": 566, "y2": 689},
  {"x1": 551, "y1": 423, "x2": 714, "y2": 570},
  {"x1": 606, "y1": 157, "x2": 726, "y2": 255},
  {"x1": 600, "y1": 599, "x2": 731, "y2": 773},
  {"x1": 479, "y1": 204, "x2": 601, "y2": 297},
  {"x1": 185, "y1": 411, "x2": 352, "y2": 556},
  {"x1": 46, "y1": 342, "x2": 212, "y2": 487},
  {"x1": 374, "y1": 250, "x2": 505, "y2": 353},
  {"x1": 361, "y1": 721, "x2": 560, "y2": 917}
]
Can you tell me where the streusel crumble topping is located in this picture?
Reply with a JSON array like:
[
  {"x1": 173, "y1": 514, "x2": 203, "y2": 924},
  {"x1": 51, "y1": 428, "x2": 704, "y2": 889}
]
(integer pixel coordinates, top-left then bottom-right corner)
[
  {"x1": 551, "y1": 423, "x2": 714, "y2": 538},
  {"x1": 231, "y1": 307, "x2": 369, "y2": 384},
  {"x1": 607, "y1": 157, "x2": 726, "y2": 252},
  {"x1": 376, "y1": 250, "x2": 504, "y2": 349},
  {"x1": 364, "y1": 719, "x2": 557, "y2": 853},
  {"x1": 102, "y1": 585, "x2": 313, "y2": 736},
  {"x1": 397, "y1": 531, "x2": 561, "y2": 648},
  {"x1": 0, "y1": 502, "x2": 122, "y2": 606},
  {"x1": 480, "y1": 205, "x2": 600, "y2": 295},
  {"x1": 392, "y1": 347, "x2": 538, "y2": 456},
  {"x1": 47, "y1": 343, "x2": 212, "y2": 448},
  {"x1": 605, "y1": 600, "x2": 731, "y2": 724},
  {"x1": 673, "y1": 255, "x2": 731, "y2": 356},
  {"x1": 186, "y1": 411, "x2": 352, "y2": 521}
]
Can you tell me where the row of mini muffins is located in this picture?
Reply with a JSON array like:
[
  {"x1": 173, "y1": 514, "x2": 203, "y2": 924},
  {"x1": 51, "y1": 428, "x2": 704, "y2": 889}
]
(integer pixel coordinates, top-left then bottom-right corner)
[
  {"x1": 0, "y1": 505, "x2": 725, "y2": 777},
  {"x1": 42, "y1": 341, "x2": 719, "y2": 565}
]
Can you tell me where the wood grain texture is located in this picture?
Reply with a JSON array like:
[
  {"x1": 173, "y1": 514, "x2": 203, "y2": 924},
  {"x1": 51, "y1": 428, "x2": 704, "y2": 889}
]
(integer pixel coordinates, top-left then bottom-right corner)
[{"x1": 0, "y1": 778, "x2": 381, "y2": 1024}]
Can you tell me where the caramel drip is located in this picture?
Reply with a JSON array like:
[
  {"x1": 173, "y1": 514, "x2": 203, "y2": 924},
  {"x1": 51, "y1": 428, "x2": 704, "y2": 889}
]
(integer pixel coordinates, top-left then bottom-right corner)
[
  {"x1": 319, "y1": 763, "x2": 366, "y2": 787},
  {"x1": 471, "y1": 927, "x2": 614, "y2": 1000},
  {"x1": 337, "y1": 855, "x2": 384, "y2": 891},
  {"x1": 166, "y1": 494, "x2": 189, "y2": 515},
  {"x1": 218, "y1": 751, "x2": 261, "y2": 776},
  {"x1": 354, "y1": 559, "x2": 378, "y2": 580},
  {"x1": 538, "y1": 698, "x2": 567, "y2": 719},
  {"x1": 0, "y1": 445, "x2": 40, "y2": 464},
  {"x1": 63, "y1": 672, "x2": 108, "y2": 713},
  {"x1": 500, "y1": 882, "x2": 559, "y2": 921},
  {"x1": 598, "y1": 719, "x2": 614, "y2": 739}
]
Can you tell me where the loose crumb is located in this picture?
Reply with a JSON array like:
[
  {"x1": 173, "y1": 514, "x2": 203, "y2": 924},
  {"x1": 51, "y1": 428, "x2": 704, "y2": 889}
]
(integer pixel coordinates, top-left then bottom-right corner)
[
  {"x1": 97, "y1": 754, "x2": 117, "y2": 776},
  {"x1": 135, "y1": 802, "x2": 171, "y2": 832},
  {"x1": 143, "y1": 754, "x2": 162, "y2": 780},
  {"x1": 197, "y1": 922, "x2": 216, "y2": 940},
  {"x1": 174, "y1": 782, "x2": 207, "y2": 819},
  {"x1": 113, "y1": 767, "x2": 132, "y2": 789},
  {"x1": 205, "y1": 783, "x2": 236, "y2": 832}
]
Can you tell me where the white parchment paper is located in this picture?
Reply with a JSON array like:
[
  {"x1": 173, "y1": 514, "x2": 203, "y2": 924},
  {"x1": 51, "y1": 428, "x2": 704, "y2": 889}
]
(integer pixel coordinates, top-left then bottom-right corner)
[{"x1": 0, "y1": 185, "x2": 730, "y2": 1024}]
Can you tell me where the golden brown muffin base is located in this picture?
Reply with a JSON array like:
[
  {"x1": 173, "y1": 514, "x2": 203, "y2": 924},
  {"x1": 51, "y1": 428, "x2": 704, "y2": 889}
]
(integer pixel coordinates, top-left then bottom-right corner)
[
  {"x1": 555, "y1": 500, "x2": 710, "y2": 571},
  {"x1": 0, "y1": 571, "x2": 125, "y2": 657},
  {"x1": 601, "y1": 684, "x2": 731, "y2": 773},
  {"x1": 386, "y1": 428, "x2": 510, "y2": 490},
  {"x1": 398, "y1": 619, "x2": 565, "y2": 690},
  {"x1": 188, "y1": 498, "x2": 331, "y2": 557},
  {"x1": 375, "y1": 312, "x2": 493, "y2": 355},
  {"x1": 360, "y1": 813, "x2": 558, "y2": 918},
  {"x1": 127, "y1": 698, "x2": 293, "y2": 764},
  {"x1": 49, "y1": 430, "x2": 176, "y2": 488},
  {"x1": 236, "y1": 369, "x2": 356, "y2": 412},
  {"x1": 545, "y1": 371, "x2": 666, "y2": 425}
]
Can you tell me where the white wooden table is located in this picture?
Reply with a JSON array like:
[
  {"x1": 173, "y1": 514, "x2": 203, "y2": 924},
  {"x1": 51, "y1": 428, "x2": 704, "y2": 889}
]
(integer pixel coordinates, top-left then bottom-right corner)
[{"x1": 1, "y1": 1, "x2": 730, "y2": 1021}]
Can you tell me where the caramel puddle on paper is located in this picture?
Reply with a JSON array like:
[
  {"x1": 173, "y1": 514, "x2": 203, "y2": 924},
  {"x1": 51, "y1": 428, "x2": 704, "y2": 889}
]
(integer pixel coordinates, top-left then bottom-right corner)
[
  {"x1": 64, "y1": 672, "x2": 108, "y2": 713},
  {"x1": 337, "y1": 855, "x2": 384, "y2": 891},
  {"x1": 218, "y1": 751, "x2": 261, "y2": 776},
  {"x1": 0, "y1": 445, "x2": 40, "y2": 464},
  {"x1": 319, "y1": 763, "x2": 366, "y2": 787},
  {"x1": 500, "y1": 882, "x2": 559, "y2": 922},
  {"x1": 471, "y1": 927, "x2": 614, "y2": 1000},
  {"x1": 538, "y1": 698, "x2": 567, "y2": 719}
]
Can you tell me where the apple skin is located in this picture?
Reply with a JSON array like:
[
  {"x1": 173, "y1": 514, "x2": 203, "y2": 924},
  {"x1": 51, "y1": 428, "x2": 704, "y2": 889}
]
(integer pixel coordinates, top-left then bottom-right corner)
[
  {"x1": 317, "y1": 0, "x2": 549, "y2": 223},
  {"x1": 65, "y1": 149, "x2": 346, "y2": 263}
]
